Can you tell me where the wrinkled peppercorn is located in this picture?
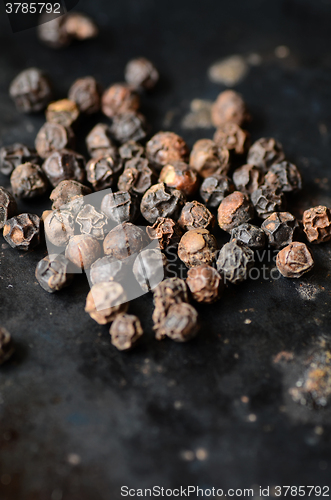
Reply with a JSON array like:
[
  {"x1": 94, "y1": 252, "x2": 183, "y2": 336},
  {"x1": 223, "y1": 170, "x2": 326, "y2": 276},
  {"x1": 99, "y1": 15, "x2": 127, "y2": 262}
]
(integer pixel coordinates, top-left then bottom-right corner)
[
  {"x1": 3, "y1": 213, "x2": 40, "y2": 250},
  {"x1": 0, "y1": 143, "x2": 39, "y2": 176},
  {"x1": 152, "y1": 277, "x2": 189, "y2": 337},
  {"x1": 231, "y1": 223, "x2": 266, "y2": 250},
  {"x1": 159, "y1": 161, "x2": 199, "y2": 197},
  {"x1": 133, "y1": 248, "x2": 168, "y2": 292},
  {"x1": 125, "y1": 57, "x2": 159, "y2": 90},
  {"x1": 200, "y1": 174, "x2": 233, "y2": 208},
  {"x1": 156, "y1": 303, "x2": 199, "y2": 342},
  {"x1": 110, "y1": 111, "x2": 148, "y2": 143},
  {"x1": 146, "y1": 132, "x2": 189, "y2": 171},
  {"x1": 178, "y1": 201, "x2": 215, "y2": 231},
  {"x1": 46, "y1": 99, "x2": 80, "y2": 128},
  {"x1": 178, "y1": 228, "x2": 217, "y2": 268},
  {"x1": 216, "y1": 239, "x2": 255, "y2": 284},
  {"x1": 0, "y1": 187, "x2": 17, "y2": 229},
  {"x1": 233, "y1": 164, "x2": 264, "y2": 195},
  {"x1": 251, "y1": 184, "x2": 285, "y2": 219},
  {"x1": 261, "y1": 212, "x2": 300, "y2": 249},
  {"x1": 303, "y1": 206, "x2": 331, "y2": 244},
  {"x1": 76, "y1": 204, "x2": 109, "y2": 240},
  {"x1": 44, "y1": 210, "x2": 75, "y2": 247},
  {"x1": 118, "y1": 157, "x2": 156, "y2": 195},
  {"x1": 35, "y1": 122, "x2": 75, "y2": 159},
  {"x1": 119, "y1": 140, "x2": 144, "y2": 160},
  {"x1": 10, "y1": 162, "x2": 48, "y2": 199},
  {"x1": 211, "y1": 90, "x2": 250, "y2": 127},
  {"x1": 186, "y1": 264, "x2": 223, "y2": 304},
  {"x1": 146, "y1": 217, "x2": 182, "y2": 249},
  {"x1": 86, "y1": 155, "x2": 122, "y2": 191},
  {"x1": 90, "y1": 256, "x2": 126, "y2": 286},
  {"x1": 85, "y1": 281, "x2": 128, "y2": 325},
  {"x1": 50, "y1": 180, "x2": 91, "y2": 211},
  {"x1": 140, "y1": 183, "x2": 185, "y2": 224},
  {"x1": 109, "y1": 314, "x2": 143, "y2": 350},
  {"x1": 213, "y1": 123, "x2": 250, "y2": 156},
  {"x1": 35, "y1": 254, "x2": 73, "y2": 293},
  {"x1": 68, "y1": 76, "x2": 101, "y2": 114},
  {"x1": 65, "y1": 234, "x2": 102, "y2": 269},
  {"x1": 189, "y1": 139, "x2": 231, "y2": 178},
  {"x1": 42, "y1": 149, "x2": 85, "y2": 187},
  {"x1": 101, "y1": 191, "x2": 139, "y2": 224},
  {"x1": 264, "y1": 161, "x2": 302, "y2": 193},
  {"x1": 9, "y1": 68, "x2": 53, "y2": 113},
  {"x1": 86, "y1": 123, "x2": 117, "y2": 159},
  {"x1": 63, "y1": 12, "x2": 99, "y2": 40},
  {"x1": 247, "y1": 138, "x2": 285, "y2": 172},
  {"x1": 217, "y1": 191, "x2": 254, "y2": 232},
  {"x1": 0, "y1": 328, "x2": 15, "y2": 365},
  {"x1": 103, "y1": 223, "x2": 148, "y2": 260},
  {"x1": 276, "y1": 242, "x2": 314, "y2": 278},
  {"x1": 101, "y1": 83, "x2": 140, "y2": 118}
]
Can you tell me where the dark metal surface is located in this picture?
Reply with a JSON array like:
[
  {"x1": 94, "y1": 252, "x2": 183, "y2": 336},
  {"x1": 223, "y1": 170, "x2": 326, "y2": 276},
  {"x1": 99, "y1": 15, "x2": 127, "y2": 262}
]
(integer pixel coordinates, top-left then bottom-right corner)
[{"x1": 1, "y1": 0, "x2": 331, "y2": 498}]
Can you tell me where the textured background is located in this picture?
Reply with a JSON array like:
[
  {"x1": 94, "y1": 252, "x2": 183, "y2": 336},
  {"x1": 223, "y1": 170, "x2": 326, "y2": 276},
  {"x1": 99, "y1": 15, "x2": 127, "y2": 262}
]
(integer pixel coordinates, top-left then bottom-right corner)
[{"x1": 1, "y1": 0, "x2": 331, "y2": 498}]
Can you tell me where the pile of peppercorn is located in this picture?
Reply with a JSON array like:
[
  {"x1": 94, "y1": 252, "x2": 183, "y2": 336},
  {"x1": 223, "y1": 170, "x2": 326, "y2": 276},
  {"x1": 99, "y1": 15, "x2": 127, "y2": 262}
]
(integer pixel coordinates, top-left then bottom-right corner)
[{"x1": 1, "y1": 59, "x2": 330, "y2": 359}]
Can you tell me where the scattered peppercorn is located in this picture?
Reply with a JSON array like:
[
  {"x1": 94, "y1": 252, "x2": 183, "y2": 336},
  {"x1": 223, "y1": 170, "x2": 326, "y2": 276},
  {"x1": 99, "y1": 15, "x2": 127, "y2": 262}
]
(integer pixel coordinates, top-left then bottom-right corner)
[
  {"x1": 9, "y1": 68, "x2": 53, "y2": 113},
  {"x1": 251, "y1": 184, "x2": 285, "y2": 219},
  {"x1": 110, "y1": 111, "x2": 148, "y2": 143},
  {"x1": 86, "y1": 155, "x2": 122, "y2": 191},
  {"x1": 303, "y1": 206, "x2": 331, "y2": 244},
  {"x1": 38, "y1": 12, "x2": 98, "y2": 48},
  {"x1": 118, "y1": 157, "x2": 156, "y2": 195},
  {"x1": 10, "y1": 162, "x2": 48, "y2": 199},
  {"x1": 217, "y1": 191, "x2": 254, "y2": 232},
  {"x1": 35, "y1": 122, "x2": 75, "y2": 159},
  {"x1": 264, "y1": 161, "x2": 302, "y2": 193},
  {"x1": 146, "y1": 132, "x2": 189, "y2": 171},
  {"x1": 146, "y1": 217, "x2": 182, "y2": 250},
  {"x1": 110, "y1": 314, "x2": 143, "y2": 350},
  {"x1": 159, "y1": 161, "x2": 199, "y2": 197},
  {"x1": 261, "y1": 212, "x2": 300, "y2": 249},
  {"x1": 90, "y1": 256, "x2": 126, "y2": 286},
  {"x1": 233, "y1": 164, "x2": 264, "y2": 195},
  {"x1": 125, "y1": 57, "x2": 159, "y2": 90},
  {"x1": 178, "y1": 228, "x2": 217, "y2": 268},
  {"x1": 186, "y1": 264, "x2": 223, "y2": 304},
  {"x1": 44, "y1": 210, "x2": 75, "y2": 247},
  {"x1": 68, "y1": 76, "x2": 101, "y2": 114},
  {"x1": 247, "y1": 138, "x2": 285, "y2": 172},
  {"x1": 189, "y1": 138, "x2": 231, "y2": 177},
  {"x1": 276, "y1": 242, "x2": 314, "y2": 278},
  {"x1": 63, "y1": 12, "x2": 99, "y2": 41},
  {"x1": 211, "y1": 90, "x2": 250, "y2": 127},
  {"x1": 199, "y1": 174, "x2": 234, "y2": 208},
  {"x1": 3, "y1": 213, "x2": 40, "y2": 251},
  {"x1": 216, "y1": 239, "x2": 255, "y2": 284},
  {"x1": 76, "y1": 204, "x2": 109, "y2": 240},
  {"x1": 65, "y1": 234, "x2": 102, "y2": 269},
  {"x1": 0, "y1": 328, "x2": 15, "y2": 365},
  {"x1": 133, "y1": 248, "x2": 167, "y2": 292},
  {"x1": 101, "y1": 83, "x2": 140, "y2": 118},
  {"x1": 46, "y1": 99, "x2": 80, "y2": 128},
  {"x1": 42, "y1": 149, "x2": 85, "y2": 187},
  {"x1": 86, "y1": 123, "x2": 117, "y2": 159},
  {"x1": 156, "y1": 302, "x2": 199, "y2": 342},
  {"x1": 178, "y1": 201, "x2": 215, "y2": 231},
  {"x1": 230, "y1": 223, "x2": 266, "y2": 250},
  {"x1": 119, "y1": 140, "x2": 144, "y2": 160},
  {"x1": 152, "y1": 277, "x2": 189, "y2": 337},
  {"x1": 50, "y1": 180, "x2": 91, "y2": 211},
  {"x1": 213, "y1": 123, "x2": 250, "y2": 156},
  {"x1": 0, "y1": 187, "x2": 17, "y2": 229},
  {"x1": 85, "y1": 281, "x2": 128, "y2": 325},
  {"x1": 103, "y1": 222, "x2": 148, "y2": 261},
  {"x1": 0, "y1": 143, "x2": 39, "y2": 176},
  {"x1": 101, "y1": 191, "x2": 139, "y2": 224},
  {"x1": 35, "y1": 254, "x2": 73, "y2": 293},
  {"x1": 140, "y1": 183, "x2": 185, "y2": 224}
]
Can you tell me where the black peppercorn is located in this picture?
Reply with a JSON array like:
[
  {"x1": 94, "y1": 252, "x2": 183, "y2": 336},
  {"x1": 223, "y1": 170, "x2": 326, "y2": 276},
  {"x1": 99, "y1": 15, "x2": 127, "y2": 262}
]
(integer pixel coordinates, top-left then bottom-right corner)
[
  {"x1": 0, "y1": 143, "x2": 39, "y2": 176},
  {"x1": 189, "y1": 139, "x2": 231, "y2": 178},
  {"x1": 247, "y1": 138, "x2": 285, "y2": 172},
  {"x1": 233, "y1": 164, "x2": 264, "y2": 195},
  {"x1": 125, "y1": 57, "x2": 159, "y2": 90},
  {"x1": 118, "y1": 157, "x2": 156, "y2": 195},
  {"x1": 186, "y1": 264, "x2": 223, "y2": 304},
  {"x1": 46, "y1": 99, "x2": 80, "y2": 128},
  {"x1": 303, "y1": 206, "x2": 331, "y2": 244},
  {"x1": 109, "y1": 314, "x2": 143, "y2": 350},
  {"x1": 42, "y1": 149, "x2": 85, "y2": 187},
  {"x1": 90, "y1": 256, "x2": 126, "y2": 286},
  {"x1": 178, "y1": 201, "x2": 215, "y2": 231},
  {"x1": 37, "y1": 15, "x2": 71, "y2": 49},
  {"x1": 251, "y1": 184, "x2": 285, "y2": 219},
  {"x1": 276, "y1": 242, "x2": 314, "y2": 278},
  {"x1": 68, "y1": 76, "x2": 101, "y2": 114},
  {"x1": 231, "y1": 223, "x2": 266, "y2": 250},
  {"x1": 159, "y1": 161, "x2": 200, "y2": 197},
  {"x1": 156, "y1": 303, "x2": 199, "y2": 342},
  {"x1": 261, "y1": 212, "x2": 300, "y2": 249},
  {"x1": 217, "y1": 191, "x2": 254, "y2": 232},
  {"x1": 35, "y1": 122, "x2": 75, "y2": 159},
  {"x1": 211, "y1": 90, "x2": 250, "y2": 127},
  {"x1": 133, "y1": 248, "x2": 168, "y2": 292},
  {"x1": 101, "y1": 83, "x2": 140, "y2": 118},
  {"x1": 0, "y1": 187, "x2": 17, "y2": 229},
  {"x1": 103, "y1": 222, "x2": 148, "y2": 261},
  {"x1": 9, "y1": 68, "x2": 53, "y2": 113},
  {"x1": 50, "y1": 180, "x2": 92, "y2": 211},
  {"x1": 140, "y1": 183, "x2": 185, "y2": 224},
  {"x1": 100, "y1": 191, "x2": 139, "y2": 224},
  {"x1": 146, "y1": 217, "x2": 182, "y2": 250},
  {"x1": 35, "y1": 254, "x2": 73, "y2": 293},
  {"x1": 146, "y1": 132, "x2": 189, "y2": 171},
  {"x1": 216, "y1": 239, "x2": 255, "y2": 284},
  {"x1": 178, "y1": 228, "x2": 217, "y2": 268},
  {"x1": 65, "y1": 234, "x2": 102, "y2": 270},
  {"x1": 10, "y1": 162, "x2": 48, "y2": 199},
  {"x1": 0, "y1": 328, "x2": 15, "y2": 365},
  {"x1": 76, "y1": 204, "x2": 109, "y2": 240},
  {"x1": 110, "y1": 111, "x2": 148, "y2": 143},
  {"x1": 152, "y1": 277, "x2": 189, "y2": 337},
  {"x1": 213, "y1": 123, "x2": 250, "y2": 156},
  {"x1": 86, "y1": 123, "x2": 117, "y2": 159},
  {"x1": 264, "y1": 161, "x2": 302, "y2": 193},
  {"x1": 200, "y1": 174, "x2": 234, "y2": 208},
  {"x1": 119, "y1": 141, "x2": 144, "y2": 160},
  {"x1": 44, "y1": 210, "x2": 75, "y2": 247},
  {"x1": 3, "y1": 213, "x2": 40, "y2": 251},
  {"x1": 86, "y1": 155, "x2": 122, "y2": 191},
  {"x1": 85, "y1": 281, "x2": 128, "y2": 325}
]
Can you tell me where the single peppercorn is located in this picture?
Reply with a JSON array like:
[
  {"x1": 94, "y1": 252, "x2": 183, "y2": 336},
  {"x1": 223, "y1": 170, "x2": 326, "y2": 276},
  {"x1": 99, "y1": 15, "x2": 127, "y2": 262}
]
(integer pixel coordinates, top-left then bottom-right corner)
[
  {"x1": 146, "y1": 217, "x2": 182, "y2": 250},
  {"x1": 44, "y1": 210, "x2": 75, "y2": 247},
  {"x1": 186, "y1": 264, "x2": 223, "y2": 304},
  {"x1": 178, "y1": 228, "x2": 217, "y2": 268},
  {"x1": 189, "y1": 139, "x2": 231, "y2": 178},
  {"x1": 42, "y1": 149, "x2": 85, "y2": 187},
  {"x1": 109, "y1": 314, "x2": 143, "y2": 351},
  {"x1": 216, "y1": 239, "x2": 255, "y2": 284},
  {"x1": 140, "y1": 183, "x2": 185, "y2": 224},
  {"x1": 85, "y1": 281, "x2": 128, "y2": 325},
  {"x1": 119, "y1": 141, "x2": 144, "y2": 160},
  {"x1": 247, "y1": 138, "x2": 285, "y2": 172},
  {"x1": 264, "y1": 161, "x2": 302, "y2": 193},
  {"x1": 0, "y1": 328, "x2": 15, "y2": 365},
  {"x1": 233, "y1": 164, "x2": 264, "y2": 195},
  {"x1": 0, "y1": 187, "x2": 17, "y2": 229},
  {"x1": 217, "y1": 191, "x2": 254, "y2": 232},
  {"x1": 156, "y1": 303, "x2": 199, "y2": 342},
  {"x1": 76, "y1": 204, "x2": 109, "y2": 240},
  {"x1": 211, "y1": 90, "x2": 250, "y2": 127},
  {"x1": 0, "y1": 143, "x2": 39, "y2": 176},
  {"x1": 3, "y1": 213, "x2": 40, "y2": 251},
  {"x1": 200, "y1": 174, "x2": 234, "y2": 208},
  {"x1": 118, "y1": 157, "x2": 156, "y2": 195},
  {"x1": 101, "y1": 191, "x2": 139, "y2": 224},
  {"x1": 178, "y1": 201, "x2": 215, "y2": 231},
  {"x1": 68, "y1": 76, "x2": 101, "y2": 114},
  {"x1": 63, "y1": 12, "x2": 99, "y2": 41},
  {"x1": 46, "y1": 99, "x2": 80, "y2": 128},
  {"x1": 159, "y1": 161, "x2": 199, "y2": 197},
  {"x1": 65, "y1": 234, "x2": 102, "y2": 270},
  {"x1": 35, "y1": 122, "x2": 75, "y2": 159},
  {"x1": 101, "y1": 83, "x2": 140, "y2": 118},
  {"x1": 146, "y1": 131, "x2": 189, "y2": 171},
  {"x1": 110, "y1": 111, "x2": 148, "y2": 143},
  {"x1": 276, "y1": 242, "x2": 314, "y2": 278},
  {"x1": 86, "y1": 155, "x2": 122, "y2": 191},
  {"x1": 152, "y1": 277, "x2": 189, "y2": 336},
  {"x1": 103, "y1": 222, "x2": 148, "y2": 261},
  {"x1": 50, "y1": 180, "x2": 92, "y2": 211},
  {"x1": 261, "y1": 212, "x2": 300, "y2": 249},
  {"x1": 10, "y1": 162, "x2": 48, "y2": 199},
  {"x1": 125, "y1": 57, "x2": 159, "y2": 90},
  {"x1": 303, "y1": 206, "x2": 331, "y2": 244},
  {"x1": 213, "y1": 123, "x2": 250, "y2": 156},
  {"x1": 90, "y1": 256, "x2": 126, "y2": 286},
  {"x1": 86, "y1": 123, "x2": 117, "y2": 159},
  {"x1": 9, "y1": 68, "x2": 53, "y2": 113},
  {"x1": 37, "y1": 15, "x2": 70, "y2": 49},
  {"x1": 133, "y1": 248, "x2": 168, "y2": 292},
  {"x1": 230, "y1": 223, "x2": 266, "y2": 250},
  {"x1": 35, "y1": 254, "x2": 74, "y2": 293},
  {"x1": 251, "y1": 184, "x2": 285, "y2": 219}
]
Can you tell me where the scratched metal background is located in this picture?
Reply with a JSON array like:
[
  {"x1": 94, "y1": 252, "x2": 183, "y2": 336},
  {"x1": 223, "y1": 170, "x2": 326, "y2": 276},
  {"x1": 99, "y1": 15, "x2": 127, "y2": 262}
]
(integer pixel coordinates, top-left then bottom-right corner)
[{"x1": 0, "y1": 0, "x2": 331, "y2": 498}]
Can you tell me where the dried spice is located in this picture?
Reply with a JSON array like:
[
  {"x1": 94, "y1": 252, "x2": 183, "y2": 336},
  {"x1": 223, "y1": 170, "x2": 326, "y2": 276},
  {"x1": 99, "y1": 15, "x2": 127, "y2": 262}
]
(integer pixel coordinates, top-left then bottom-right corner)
[
  {"x1": 103, "y1": 222, "x2": 148, "y2": 261},
  {"x1": 63, "y1": 12, "x2": 99, "y2": 41},
  {"x1": 261, "y1": 212, "x2": 300, "y2": 249},
  {"x1": 0, "y1": 187, "x2": 17, "y2": 229},
  {"x1": 216, "y1": 239, "x2": 255, "y2": 284},
  {"x1": 119, "y1": 141, "x2": 144, "y2": 160},
  {"x1": 0, "y1": 143, "x2": 39, "y2": 176},
  {"x1": 211, "y1": 90, "x2": 250, "y2": 127},
  {"x1": 230, "y1": 223, "x2": 266, "y2": 250},
  {"x1": 159, "y1": 161, "x2": 199, "y2": 197},
  {"x1": 152, "y1": 277, "x2": 189, "y2": 336},
  {"x1": 156, "y1": 303, "x2": 199, "y2": 342},
  {"x1": 178, "y1": 228, "x2": 217, "y2": 268},
  {"x1": 200, "y1": 174, "x2": 234, "y2": 208},
  {"x1": 9, "y1": 68, "x2": 52, "y2": 113},
  {"x1": 42, "y1": 149, "x2": 85, "y2": 187},
  {"x1": 44, "y1": 210, "x2": 75, "y2": 247},
  {"x1": 146, "y1": 132, "x2": 189, "y2": 171},
  {"x1": 85, "y1": 282, "x2": 128, "y2": 325},
  {"x1": 110, "y1": 111, "x2": 148, "y2": 143},
  {"x1": 86, "y1": 123, "x2": 117, "y2": 159},
  {"x1": 247, "y1": 138, "x2": 285, "y2": 172},
  {"x1": 251, "y1": 184, "x2": 285, "y2": 219},
  {"x1": 110, "y1": 314, "x2": 143, "y2": 350},
  {"x1": 213, "y1": 123, "x2": 250, "y2": 156},
  {"x1": 233, "y1": 164, "x2": 264, "y2": 195},
  {"x1": 46, "y1": 99, "x2": 80, "y2": 128},
  {"x1": 217, "y1": 191, "x2": 254, "y2": 232},
  {"x1": 178, "y1": 201, "x2": 215, "y2": 231},
  {"x1": 3, "y1": 213, "x2": 40, "y2": 251},
  {"x1": 0, "y1": 328, "x2": 15, "y2": 365},
  {"x1": 276, "y1": 242, "x2": 314, "y2": 278},
  {"x1": 101, "y1": 83, "x2": 140, "y2": 118},
  {"x1": 146, "y1": 217, "x2": 182, "y2": 250},
  {"x1": 302, "y1": 206, "x2": 331, "y2": 244},
  {"x1": 125, "y1": 57, "x2": 159, "y2": 90},
  {"x1": 140, "y1": 183, "x2": 185, "y2": 224},
  {"x1": 264, "y1": 161, "x2": 302, "y2": 193},
  {"x1": 100, "y1": 191, "x2": 139, "y2": 224},
  {"x1": 90, "y1": 256, "x2": 126, "y2": 286},
  {"x1": 186, "y1": 264, "x2": 223, "y2": 304},
  {"x1": 35, "y1": 122, "x2": 75, "y2": 159},
  {"x1": 65, "y1": 234, "x2": 102, "y2": 269},
  {"x1": 86, "y1": 155, "x2": 122, "y2": 191},
  {"x1": 50, "y1": 180, "x2": 91, "y2": 211},
  {"x1": 189, "y1": 139, "x2": 231, "y2": 177},
  {"x1": 35, "y1": 254, "x2": 73, "y2": 293},
  {"x1": 68, "y1": 76, "x2": 101, "y2": 114},
  {"x1": 76, "y1": 204, "x2": 109, "y2": 240},
  {"x1": 118, "y1": 157, "x2": 156, "y2": 195},
  {"x1": 10, "y1": 162, "x2": 48, "y2": 199},
  {"x1": 133, "y1": 248, "x2": 168, "y2": 292},
  {"x1": 38, "y1": 12, "x2": 98, "y2": 48}
]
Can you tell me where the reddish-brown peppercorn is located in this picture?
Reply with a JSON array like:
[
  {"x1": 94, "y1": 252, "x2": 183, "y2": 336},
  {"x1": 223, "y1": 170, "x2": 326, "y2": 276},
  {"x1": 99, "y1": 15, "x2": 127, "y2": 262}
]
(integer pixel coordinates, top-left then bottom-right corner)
[
  {"x1": 3, "y1": 213, "x2": 40, "y2": 251},
  {"x1": 86, "y1": 123, "x2": 117, "y2": 159},
  {"x1": 63, "y1": 12, "x2": 99, "y2": 40},
  {"x1": 103, "y1": 222, "x2": 148, "y2": 261},
  {"x1": 50, "y1": 180, "x2": 91, "y2": 211},
  {"x1": 233, "y1": 164, "x2": 264, "y2": 195},
  {"x1": 140, "y1": 183, "x2": 185, "y2": 224},
  {"x1": 156, "y1": 303, "x2": 199, "y2": 342},
  {"x1": 178, "y1": 228, "x2": 217, "y2": 268},
  {"x1": 118, "y1": 157, "x2": 156, "y2": 195},
  {"x1": 10, "y1": 162, "x2": 48, "y2": 199},
  {"x1": 213, "y1": 123, "x2": 250, "y2": 155},
  {"x1": 276, "y1": 242, "x2": 314, "y2": 278},
  {"x1": 261, "y1": 212, "x2": 300, "y2": 249},
  {"x1": 303, "y1": 206, "x2": 331, "y2": 244},
  {"x1": 189, "y1": 139, "x2": 231, "y2": 177},
  {"x1": 101, "y1": 83, "x2": 140, "y2": 118},
  {"x1": 217, "y1": 191, "x2": 254, "y2": 232},
  {"x1": 211, "y1": 90, "x2": 250, "y2": 127},
  {"x1": 186, "y1": 264, "x2": 223, "y2": 304},
  {"x1": 152, "y1": 277, "x2": 189, "y2": 337},
  {"x1": 9, "y1": 68, "x2": 53, "y2": 113},
  {"x1": 247, "y1": 138, "x2": 285, "y2": 172},
  {"x1": 109, "y1": 314, "x2": 143, "y2": 350},
  {"x1": 159, "y1": 161, "x2": 199, "y2": 197},
  {"x1": 146, "y1": 132, "x2": 189, "y2": 171},
  {"x1": 65, "y1": 234, "x2": 102, "y2": 269},
  {"x1": 178, "y1": 201, "x2": 215, "y2": 231},
  {"x1": 251, "y1": 184, "x2": 285, "y2": 219},
  {"x1": 35, "y1": 122, "x2": 75, "y2": 159},
  {"x1": 146, "y1": 217, "x2": 182, "y2": 250},
  {"x1": 42, "y1": 149, "x2": 85, "y2": 187},
  {"x1": 125, "y1": 57, "x2": 159, "y2": 90},
  {"x1": 46, "y1": 99, "x2": 80, "y2": 128},
  {"x1": 0, "y1": 187, "x2": 17, "y2": 229},
  {"x1": 68, "y1": 76, "x2": 101, "y2": 114},
  {"x1": 85, "y1": 282, "x2": 128, "y2": 325}
]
